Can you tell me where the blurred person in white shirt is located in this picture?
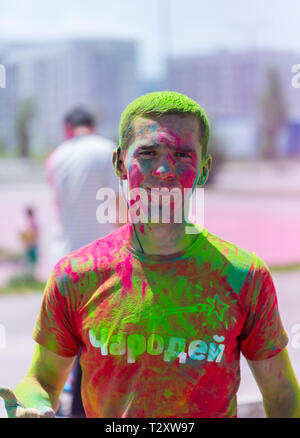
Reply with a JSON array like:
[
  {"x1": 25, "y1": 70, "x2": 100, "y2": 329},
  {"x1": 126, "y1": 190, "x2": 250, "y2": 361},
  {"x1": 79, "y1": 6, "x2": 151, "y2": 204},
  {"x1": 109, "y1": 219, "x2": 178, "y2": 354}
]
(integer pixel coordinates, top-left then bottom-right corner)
[
  {"x1": 46, "y1": 107, "x2": 120, "y2": 417},
  {"x1": 46, "y1": 107, "x2": 120, "y2": 263}
]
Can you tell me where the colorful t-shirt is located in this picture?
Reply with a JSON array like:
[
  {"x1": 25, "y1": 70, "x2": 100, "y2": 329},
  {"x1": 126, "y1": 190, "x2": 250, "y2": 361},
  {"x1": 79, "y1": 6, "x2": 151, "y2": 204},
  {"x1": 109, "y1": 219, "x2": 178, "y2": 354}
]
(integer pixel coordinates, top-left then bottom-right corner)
[{"x1": 32, "y1": 224, "x2": 288, "y2": 418}]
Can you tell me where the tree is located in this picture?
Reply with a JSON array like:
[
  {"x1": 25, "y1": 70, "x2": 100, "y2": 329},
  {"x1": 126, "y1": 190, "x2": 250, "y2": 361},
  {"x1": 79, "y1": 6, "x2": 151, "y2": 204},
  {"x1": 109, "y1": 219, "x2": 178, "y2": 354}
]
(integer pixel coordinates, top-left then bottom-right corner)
[
  {"x1": 258, "y1": 68, "x2": 288, "y2": 159},
  {"x1": 15, "y1": 98, "x2": 36, "y2": 158}
]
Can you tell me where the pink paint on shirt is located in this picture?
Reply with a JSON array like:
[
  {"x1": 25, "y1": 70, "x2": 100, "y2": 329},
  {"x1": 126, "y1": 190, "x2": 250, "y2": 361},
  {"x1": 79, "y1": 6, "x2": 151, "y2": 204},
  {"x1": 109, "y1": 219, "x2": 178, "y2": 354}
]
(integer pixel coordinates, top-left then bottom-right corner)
[
  {"x1": 142, "y1": 281, "x2": 147, "y2": 298},
  {"x1": 116, "y1": 254, "x2": 133, "y2": 295}
]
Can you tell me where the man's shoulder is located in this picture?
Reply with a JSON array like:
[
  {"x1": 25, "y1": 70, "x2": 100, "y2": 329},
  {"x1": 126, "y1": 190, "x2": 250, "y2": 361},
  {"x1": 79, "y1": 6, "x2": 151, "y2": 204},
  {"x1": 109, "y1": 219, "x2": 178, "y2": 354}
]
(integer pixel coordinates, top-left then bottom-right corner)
[
  {"x1": 50, "y1": 135, "x2": 115, "y2": 162},
  {"x1": 53, "y1": 225, "x2": 129, "y2": 280},
  {"x1": 46, "y1": 139, "x2": 75, "y2": 168},
  {"x1": 201, "y1": 227, "x2": 266, "y2": 291},
  {"x1": 76, "y1": 134, "x2": 115, "y2": 152},
  {"x1": 203, "y1": 227, "x2": 262, "y2": 266}
]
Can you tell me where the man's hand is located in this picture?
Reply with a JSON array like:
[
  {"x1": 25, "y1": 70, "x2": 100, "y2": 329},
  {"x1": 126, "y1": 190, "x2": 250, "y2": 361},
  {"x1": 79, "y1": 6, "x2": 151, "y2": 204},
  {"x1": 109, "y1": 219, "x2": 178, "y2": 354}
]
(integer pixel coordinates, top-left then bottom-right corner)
[
  {"x1": 0, "y1": 387, "x2": 55, "y2": 418},
  {"x1": 0, "y1": 344, "x2": 76, "y2": 418}
]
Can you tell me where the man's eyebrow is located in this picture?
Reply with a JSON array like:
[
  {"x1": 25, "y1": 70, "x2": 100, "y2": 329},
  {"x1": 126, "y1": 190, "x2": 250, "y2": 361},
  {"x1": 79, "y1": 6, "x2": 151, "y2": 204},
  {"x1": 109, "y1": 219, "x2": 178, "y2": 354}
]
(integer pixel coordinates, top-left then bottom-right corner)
[
  {"x1": 135, "y1": 144, "x2": 160, "y2": 150},
  {"x1": 176, "y1": 145, "x2": 196, "y2": 153},
  {"x1": 136, "y1": 144, "x2": 196, "y2": 152}
]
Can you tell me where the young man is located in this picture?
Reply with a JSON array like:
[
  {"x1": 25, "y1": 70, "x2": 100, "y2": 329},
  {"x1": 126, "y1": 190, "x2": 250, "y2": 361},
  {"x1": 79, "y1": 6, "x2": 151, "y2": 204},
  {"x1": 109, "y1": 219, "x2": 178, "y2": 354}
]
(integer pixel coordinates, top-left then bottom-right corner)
[{"x1": 1, "y1": 92, "x2": 299, "y2": 418}]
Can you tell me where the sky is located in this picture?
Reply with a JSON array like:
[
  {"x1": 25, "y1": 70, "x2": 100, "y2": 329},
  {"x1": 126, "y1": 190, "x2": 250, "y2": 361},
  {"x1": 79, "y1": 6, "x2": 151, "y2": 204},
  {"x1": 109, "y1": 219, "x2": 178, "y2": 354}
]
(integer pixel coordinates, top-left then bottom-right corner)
[{"x1": 0, "y1": 0, "x2": 299, "y2": 79}]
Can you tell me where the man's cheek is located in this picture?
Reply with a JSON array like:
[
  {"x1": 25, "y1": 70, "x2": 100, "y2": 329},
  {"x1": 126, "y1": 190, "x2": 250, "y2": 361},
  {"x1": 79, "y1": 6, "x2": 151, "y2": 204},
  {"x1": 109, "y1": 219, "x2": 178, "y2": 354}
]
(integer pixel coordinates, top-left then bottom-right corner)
[
  {"x1": 179, "y1": 169, "x2": 199, "y2": 188},
  {"x1": 140, "y1": 159, "x2": 155, "y2": 175},
  {"x1": 128, "y1": 163, "x2": 144, "y2": 188}
]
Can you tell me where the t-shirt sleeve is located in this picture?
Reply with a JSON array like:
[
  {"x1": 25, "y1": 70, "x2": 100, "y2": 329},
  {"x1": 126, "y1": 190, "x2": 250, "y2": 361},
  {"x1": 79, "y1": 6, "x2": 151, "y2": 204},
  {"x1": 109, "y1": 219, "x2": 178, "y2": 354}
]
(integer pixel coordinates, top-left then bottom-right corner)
[
  {"x1": 32, "y1": 270, "x2": 81, "y2": 357},
  {"x1": 239, "y1": 255, "x2": 288, "y2": 361}
]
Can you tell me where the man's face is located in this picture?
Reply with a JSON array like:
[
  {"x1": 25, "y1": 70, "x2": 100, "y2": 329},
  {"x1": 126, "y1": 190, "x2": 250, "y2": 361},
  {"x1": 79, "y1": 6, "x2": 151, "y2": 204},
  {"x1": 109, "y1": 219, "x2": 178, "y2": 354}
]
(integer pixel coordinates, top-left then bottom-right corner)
[{"x1": 121, "y1": 114, "x2": 209, "y2": 200}]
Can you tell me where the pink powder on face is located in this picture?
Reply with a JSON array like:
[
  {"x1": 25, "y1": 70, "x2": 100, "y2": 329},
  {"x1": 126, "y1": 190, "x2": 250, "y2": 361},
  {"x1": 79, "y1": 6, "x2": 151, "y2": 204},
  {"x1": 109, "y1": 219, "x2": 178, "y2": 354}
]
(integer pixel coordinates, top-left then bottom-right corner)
[
  {"x1": 155, "y1": 132, "x2": 180, "y2": 147},
  {"x1": 154, "y1": 120, "x2": 199, "y2": 147},
  {"x1": 126, "y1": 161, "x2": 145, "y2": 194},
  {"x1": 129, "y1": 163, "x2": 144, "y2": 184},
  {"x1": 178, "y1": 168, "x2": 198, "y2": 190},
  {"x1": 125, "y1": 116, "x2": 201, "y2": 201}
]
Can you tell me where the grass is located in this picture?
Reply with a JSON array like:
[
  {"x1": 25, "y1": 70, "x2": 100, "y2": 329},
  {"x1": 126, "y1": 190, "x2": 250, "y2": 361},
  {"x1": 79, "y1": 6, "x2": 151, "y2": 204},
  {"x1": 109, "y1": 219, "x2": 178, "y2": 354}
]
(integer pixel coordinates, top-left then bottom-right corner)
[
  {"x1": 0, "y1": 248, "x2": 22, "y2": 263},
  {"x1": 0, "y1": 274, "x2": 45, "y2": 295},
  {"x1": 270, "y1": 262, "x2": 300, "y2": 273}
]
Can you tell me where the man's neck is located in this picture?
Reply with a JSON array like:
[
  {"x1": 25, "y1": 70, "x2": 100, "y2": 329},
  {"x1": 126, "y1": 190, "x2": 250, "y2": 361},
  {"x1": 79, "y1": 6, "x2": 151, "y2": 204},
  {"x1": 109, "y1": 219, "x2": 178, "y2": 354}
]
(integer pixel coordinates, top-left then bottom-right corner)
[{"x1": 130, "y1": 222, "x2": 199, "y2": 256}]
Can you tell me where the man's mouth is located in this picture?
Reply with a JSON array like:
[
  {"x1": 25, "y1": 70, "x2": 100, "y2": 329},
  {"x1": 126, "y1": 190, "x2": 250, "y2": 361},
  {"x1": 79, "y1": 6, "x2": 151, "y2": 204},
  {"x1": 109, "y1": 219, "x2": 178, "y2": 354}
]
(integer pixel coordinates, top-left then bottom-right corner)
[
  {"x1": 145, "y1": 187, "x2": 183, "y2": 207},
  {"x1": 146, "y1": 187, "x2": 180, "y2": 194}
]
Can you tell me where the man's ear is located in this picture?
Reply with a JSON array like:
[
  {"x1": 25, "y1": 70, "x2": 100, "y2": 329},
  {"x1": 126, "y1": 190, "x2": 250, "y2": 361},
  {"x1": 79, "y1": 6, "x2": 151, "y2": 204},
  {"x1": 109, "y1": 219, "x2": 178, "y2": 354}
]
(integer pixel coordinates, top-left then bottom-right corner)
[
  {"x1": 112, "y1": 148, "x2": 120, "y2": 178},
  {"x1": 112, "y1": 147, "x2": 127, "y2": 179},
  {"x1": 197, "y1": 153, "x2": 212, "y2": 186}
]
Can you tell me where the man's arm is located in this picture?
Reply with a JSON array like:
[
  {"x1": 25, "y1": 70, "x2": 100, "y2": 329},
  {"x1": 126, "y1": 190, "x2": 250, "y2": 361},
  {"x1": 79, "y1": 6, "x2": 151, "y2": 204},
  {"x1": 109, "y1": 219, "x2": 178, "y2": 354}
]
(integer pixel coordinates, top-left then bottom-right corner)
[
  {"x1": 247, "y1": 347, "x2": 300, "y2": 418},
  {"x1": 0, "y1": 343, "x2": 76, "y2": 417}
]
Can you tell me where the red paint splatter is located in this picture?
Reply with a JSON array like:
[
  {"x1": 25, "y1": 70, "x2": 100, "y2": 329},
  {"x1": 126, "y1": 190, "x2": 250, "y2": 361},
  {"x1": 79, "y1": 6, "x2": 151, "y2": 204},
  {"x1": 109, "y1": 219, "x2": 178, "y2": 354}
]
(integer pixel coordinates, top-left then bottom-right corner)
[
  {"x1": 142, "y1": 281, "x2": 147, "y2": 298},
  {"x1": 116, "y1": 255, "x2": 133, "y2": 295}
]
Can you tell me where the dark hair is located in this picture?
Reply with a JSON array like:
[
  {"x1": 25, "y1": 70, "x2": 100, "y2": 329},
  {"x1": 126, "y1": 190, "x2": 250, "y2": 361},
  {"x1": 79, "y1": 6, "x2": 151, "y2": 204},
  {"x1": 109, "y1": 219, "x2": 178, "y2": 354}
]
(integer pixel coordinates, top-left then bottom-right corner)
[
  {"x1": 26, "y1": 207, "x2": 34, "y2": 216},
  {"x1": 65, "y1": 107, "x2": 95, "y2": 128}
]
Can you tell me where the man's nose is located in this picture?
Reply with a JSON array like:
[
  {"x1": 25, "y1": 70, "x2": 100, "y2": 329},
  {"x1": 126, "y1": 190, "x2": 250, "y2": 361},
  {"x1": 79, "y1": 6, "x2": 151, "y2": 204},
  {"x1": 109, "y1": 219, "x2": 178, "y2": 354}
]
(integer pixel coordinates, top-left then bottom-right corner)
[{"x1": 152, "y1": 153, "x2": 175, "y2": 180}]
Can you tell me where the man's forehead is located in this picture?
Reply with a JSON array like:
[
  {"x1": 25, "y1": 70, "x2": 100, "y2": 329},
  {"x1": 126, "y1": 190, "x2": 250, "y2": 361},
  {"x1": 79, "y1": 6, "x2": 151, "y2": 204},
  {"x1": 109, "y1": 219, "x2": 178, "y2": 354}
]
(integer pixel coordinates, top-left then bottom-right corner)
[{"x1": 132, "y1": 115, "x2": 200, "y2": 139}]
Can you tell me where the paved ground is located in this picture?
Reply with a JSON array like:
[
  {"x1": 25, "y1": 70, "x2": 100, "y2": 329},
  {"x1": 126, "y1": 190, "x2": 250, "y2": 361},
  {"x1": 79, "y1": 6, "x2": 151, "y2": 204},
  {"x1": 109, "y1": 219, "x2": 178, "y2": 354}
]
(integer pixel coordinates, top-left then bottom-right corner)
[{"x1": 0, "y1": 293, "x2": 42, "y2": 418}]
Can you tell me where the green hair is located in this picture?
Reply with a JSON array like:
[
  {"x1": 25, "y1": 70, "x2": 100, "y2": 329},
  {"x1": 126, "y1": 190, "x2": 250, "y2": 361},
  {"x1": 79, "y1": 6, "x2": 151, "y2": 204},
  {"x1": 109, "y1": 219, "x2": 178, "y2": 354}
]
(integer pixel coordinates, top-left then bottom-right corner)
[{"x1": 119, "y1": 91, "x2": 210, "y2": 155}]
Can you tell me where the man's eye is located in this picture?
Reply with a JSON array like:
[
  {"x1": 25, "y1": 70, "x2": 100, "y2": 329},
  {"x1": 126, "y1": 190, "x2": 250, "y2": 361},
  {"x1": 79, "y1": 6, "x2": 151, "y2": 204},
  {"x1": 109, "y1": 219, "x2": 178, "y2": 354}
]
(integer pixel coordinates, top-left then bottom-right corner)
[
  {"x1": 175, "y1": 152, "x2": 190, "y2": 158},
  {"x1": 140, "y1": 150, "x2": 156, "y2": 156}
]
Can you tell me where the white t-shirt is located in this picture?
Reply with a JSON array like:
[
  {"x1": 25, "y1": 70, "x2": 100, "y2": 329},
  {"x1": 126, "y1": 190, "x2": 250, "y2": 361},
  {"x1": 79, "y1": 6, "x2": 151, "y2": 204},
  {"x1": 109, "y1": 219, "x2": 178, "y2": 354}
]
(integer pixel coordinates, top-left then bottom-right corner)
[{"x1": 46, "y1": 134, "x2": 119, "y2": 261}]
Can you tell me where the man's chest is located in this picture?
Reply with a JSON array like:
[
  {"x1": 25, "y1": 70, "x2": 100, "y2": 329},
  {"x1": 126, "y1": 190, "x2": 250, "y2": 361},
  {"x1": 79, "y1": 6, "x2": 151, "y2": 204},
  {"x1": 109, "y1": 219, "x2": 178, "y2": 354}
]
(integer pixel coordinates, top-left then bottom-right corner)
[{"x1": 78, "y1": 265, "x2": 246, "y2": 366}]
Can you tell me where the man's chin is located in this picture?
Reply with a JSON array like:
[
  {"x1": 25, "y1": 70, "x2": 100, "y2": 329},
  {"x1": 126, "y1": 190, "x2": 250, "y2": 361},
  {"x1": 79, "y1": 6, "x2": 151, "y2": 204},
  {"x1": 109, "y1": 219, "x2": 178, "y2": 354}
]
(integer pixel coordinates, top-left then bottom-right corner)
[{"x1": 147, "y1": 205, "x2": 184, "y2": 224}]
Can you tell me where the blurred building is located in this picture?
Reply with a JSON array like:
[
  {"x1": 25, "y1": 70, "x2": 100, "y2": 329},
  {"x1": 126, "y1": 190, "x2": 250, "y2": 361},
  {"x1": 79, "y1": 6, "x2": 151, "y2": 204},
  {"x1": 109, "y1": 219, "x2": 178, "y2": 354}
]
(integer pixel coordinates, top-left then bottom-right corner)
[
  {"x1": 285, "y1": 122, "x2": 300, "y2": 155},
  {"x1": 214, "y1": 116, "x2": 257, "y2": 159},
  {"x1": 167, "y1": 50, "x2": 300, "y2": 119},
  {"x1": 167, "y1": 50, "x2": 300, "y2": 158},
  {"x1": 0, "y1": 40, "x2": 138, "y2": 152}
]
